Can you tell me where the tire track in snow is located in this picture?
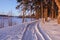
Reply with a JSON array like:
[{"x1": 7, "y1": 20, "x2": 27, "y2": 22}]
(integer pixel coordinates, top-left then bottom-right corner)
[
  {"x1": 22, "y1": 21, "x2": 37, "y2": 40},
  {"x1": 37, "y1": 21, "x2": 52, "y2": 40},
  {"x1": 22, "y1": 20, "x2": 52, "y2": 40},
  {"x1": 35, "y1": 23, "x2": 45, "y2": 40}
]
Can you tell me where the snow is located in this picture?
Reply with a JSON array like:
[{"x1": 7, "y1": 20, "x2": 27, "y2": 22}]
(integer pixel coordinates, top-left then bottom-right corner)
[
  {"x1": 0, "y1": 19, "x2": 51, "y2": 40},
  {"x1": 40, "y1": 19, "x2": 60, "y2": 40},
  {"x1": 0, "y1": 17, "x2": 35, "y2": 28},
  {"x1": 0, "y1": 17, "x2": 60, "y2": 40}
]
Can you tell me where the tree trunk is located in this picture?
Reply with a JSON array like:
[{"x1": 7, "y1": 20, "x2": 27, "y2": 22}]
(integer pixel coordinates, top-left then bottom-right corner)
[
  {"x1": 44, "y1": 0, "x2": 48, "y2": 21},
  {"x1": 22, "y1": 11, "x2": 25, "y2": 23},
  {"x1": 31, "y1": 10, "x2": 32, "y2": 21},
  {"x1": 51, "y1": 1, "x2": 54, "y2": 20},
  {"x1": 57, "y1": 9, "x2": 60, "y2": 24},
  {"x1": 8, "y1": 17, "x2": 12, "y2": 26},
  {"x1": 54, "y1": 10, "x2": 57, "y2": 19},
  {"x1": 44, "y1": 8, "x2": 48, "y2": 21},
  {"x1": 51, "y1": 9, "x2": 54, "y2": 20},
  {"x1": 55, "y1": 0, "x2": 60, "y2": 24},
  {"x1": 41, "y1": 2, "x2": 43, "y2": 18},
  {"x1": 41, "y1": 2, "x2": 44, "y2": 23}
]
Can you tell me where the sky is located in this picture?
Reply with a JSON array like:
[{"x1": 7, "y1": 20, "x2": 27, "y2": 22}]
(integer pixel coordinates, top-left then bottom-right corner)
[{"x1": 0, "y1": 0, "x2": 20, "y2": 16}]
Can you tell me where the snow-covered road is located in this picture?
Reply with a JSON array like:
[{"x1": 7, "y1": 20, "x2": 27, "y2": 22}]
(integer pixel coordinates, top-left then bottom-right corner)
[{"x1": 0, "y1": 20, "x2": 51, "y2": 40}]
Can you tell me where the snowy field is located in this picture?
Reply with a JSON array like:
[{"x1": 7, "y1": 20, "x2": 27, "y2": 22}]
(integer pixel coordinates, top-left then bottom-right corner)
[
  {"x1": 0, "y1": 17, "x2": 52, "y2": 40},
  {"x1": 0, "y1": 17, "x2": 60, "y2": 40},
  {"x1": 0, "y1": 17, "x2": 35, "y2": 28}
]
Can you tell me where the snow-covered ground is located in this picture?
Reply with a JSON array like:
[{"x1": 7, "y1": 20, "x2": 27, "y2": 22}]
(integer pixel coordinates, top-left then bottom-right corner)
[
  {"x1": 0, "y1": 17, "x2": 60, "y2": 40},
  {"x1": 0, "y1": 17, "x2": 35, "y2": 28},
  {"x1": 40, "y1": 19, "x2": 60, "y2": 40},
  {"x1": 0, "y1": 17, "x2": 51, "y2": 40}
]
